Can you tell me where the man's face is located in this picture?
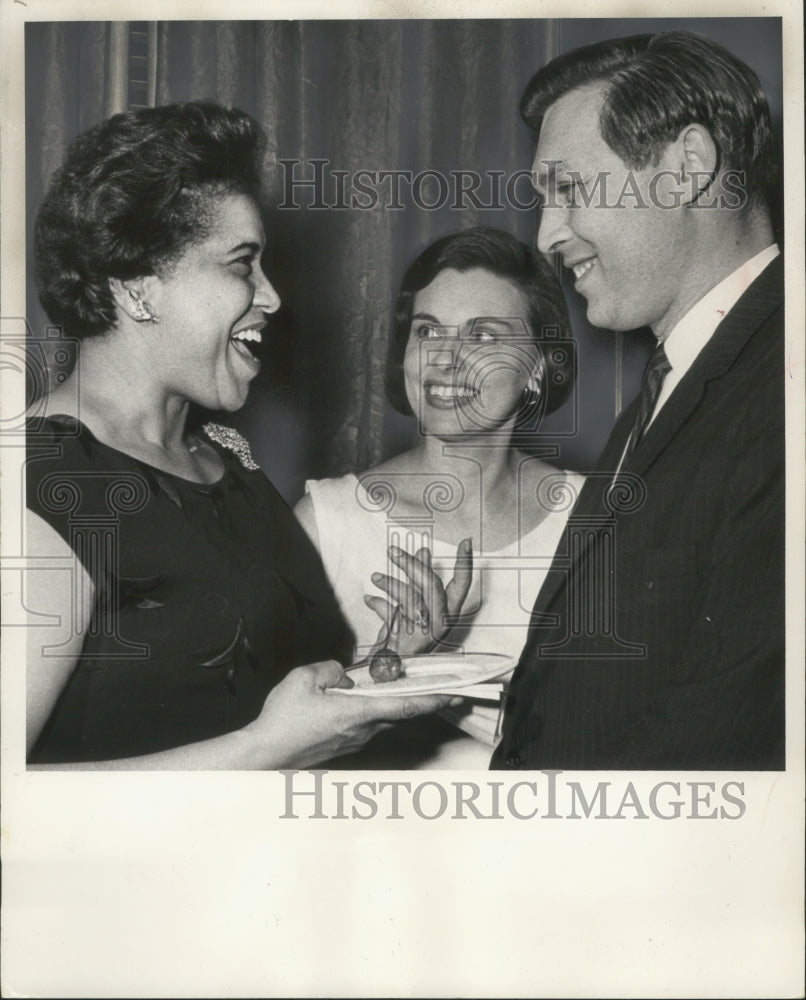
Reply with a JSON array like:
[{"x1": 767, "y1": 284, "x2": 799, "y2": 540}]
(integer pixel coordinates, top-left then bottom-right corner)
[{"x1": 533, "y1": 84, "x2": 691, "y2": 336}]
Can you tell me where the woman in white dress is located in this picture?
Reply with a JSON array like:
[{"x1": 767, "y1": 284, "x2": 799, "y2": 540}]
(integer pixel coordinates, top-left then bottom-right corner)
[{"x1": 296, "y1": 228, "x2": 582, "y2": 767}]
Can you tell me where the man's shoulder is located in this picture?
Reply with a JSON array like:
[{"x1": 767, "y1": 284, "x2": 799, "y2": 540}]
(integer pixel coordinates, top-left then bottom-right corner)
[
  {"x1": 728, "y1": 252, "x2": 784, "y2": 332},
  {"x1": 698, "y1": 255, "x2": 784, "y2": 389},
  {"x1": 724, "y1": 276, "x2": 784, "y2": 387}
]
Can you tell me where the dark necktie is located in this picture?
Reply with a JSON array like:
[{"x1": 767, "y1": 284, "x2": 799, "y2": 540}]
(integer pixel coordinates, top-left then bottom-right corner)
[{"x1": 623, "y1": 342, "x2": 672, "y2": 457}]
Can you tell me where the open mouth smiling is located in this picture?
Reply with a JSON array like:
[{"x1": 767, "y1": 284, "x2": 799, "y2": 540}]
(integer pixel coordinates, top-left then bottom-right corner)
[
  {"x1": 230, "y1": 325, "x2": 264, "y2": 365},
  {"x1": 424, "y1": 382, "x2": 480, "y2": 406},
  {"x1": 568, "y1": 258, "x2": 596, "y2": 283}
]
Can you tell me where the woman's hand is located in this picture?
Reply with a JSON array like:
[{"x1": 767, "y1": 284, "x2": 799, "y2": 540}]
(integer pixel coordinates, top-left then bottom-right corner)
[
  {"x1": 246, "y1": 660, "x2": 461, "y2": 768},
  {"x1": 29, "y1": 657, "x2": 458, "y2": 770},
  {"x1": 363, "y1": 537, "x2": 473, "y2": 656},
  {"x1": 25, "y1": 512, "x2": 459, "y2": 771}
]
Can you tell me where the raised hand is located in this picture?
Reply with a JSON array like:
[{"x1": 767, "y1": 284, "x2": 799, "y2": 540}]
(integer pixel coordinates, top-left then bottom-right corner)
[{"x1": 363, "y1": 537, "x2": 473, "y2": 655}]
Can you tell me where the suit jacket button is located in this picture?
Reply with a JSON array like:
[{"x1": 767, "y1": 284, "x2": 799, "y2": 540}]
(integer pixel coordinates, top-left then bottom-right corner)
[{"x1": 505, "y1": 751, "x2": 522, "y2": 767}]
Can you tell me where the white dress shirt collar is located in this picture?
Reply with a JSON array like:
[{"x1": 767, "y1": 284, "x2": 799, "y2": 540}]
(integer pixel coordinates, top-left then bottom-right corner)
[{"x1": 650, "y1": 244, "x2": 780, "y2": 422}]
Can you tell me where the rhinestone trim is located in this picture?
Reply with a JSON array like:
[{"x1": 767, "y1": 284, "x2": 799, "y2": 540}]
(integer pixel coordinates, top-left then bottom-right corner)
[{"x1": 201, "y1": 423, "x2": 259, "y2": 471}]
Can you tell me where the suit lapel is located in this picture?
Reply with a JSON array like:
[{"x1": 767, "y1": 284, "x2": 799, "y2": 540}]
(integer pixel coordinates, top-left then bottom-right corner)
[
  {"x1": 530, "y1": 256, "x2": 784, "y2": 619},
  {"x1": 622, "y1": 255, "x2": 783, "y2": 480},
  {"x1": 530, "y1": 397, "x2": 638, "y2": 617}
]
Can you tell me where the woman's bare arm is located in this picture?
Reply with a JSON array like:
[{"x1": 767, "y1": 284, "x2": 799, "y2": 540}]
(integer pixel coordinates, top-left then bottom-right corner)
[
  {"x1": 25, "y1": 510, "x2": 455, "y2": 771},
  {"x1": 25, "y1": 510, "x2": 94, "y2": 757}
]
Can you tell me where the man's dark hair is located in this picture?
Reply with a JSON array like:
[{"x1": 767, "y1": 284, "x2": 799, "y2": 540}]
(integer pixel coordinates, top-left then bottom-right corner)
[
  {"x1": 386, "y1": 227, "x2": 574, "y2": 418},
  {"x1": 520, "y1": 31, "x2": 776, "y2": 211},
  {"x1": 34, "y1": 102, "x2": 266, "y2": 339}
]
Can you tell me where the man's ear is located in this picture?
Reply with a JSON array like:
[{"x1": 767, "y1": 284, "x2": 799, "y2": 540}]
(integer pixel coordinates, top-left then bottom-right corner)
[
  {"x1": 674, "y1": 124, "x2": 719, "y2": 205},
  {"x1": 109, "y1": 277, "x2": 159, "y2": 324}
]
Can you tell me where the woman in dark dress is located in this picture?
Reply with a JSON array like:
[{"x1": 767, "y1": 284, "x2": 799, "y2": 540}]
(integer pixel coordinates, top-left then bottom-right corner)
[{"x1": 26, "y1": 102, "x2": 469, "y2": 769}]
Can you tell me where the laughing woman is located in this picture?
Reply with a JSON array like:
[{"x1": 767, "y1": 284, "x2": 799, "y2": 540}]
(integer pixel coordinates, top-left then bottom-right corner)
[
  {"x1": 25, "y1": 103, "x2": 469, "y2": 768},
  {"x1": 296, "y1": 228, "x2": 584, "y2": 768}
]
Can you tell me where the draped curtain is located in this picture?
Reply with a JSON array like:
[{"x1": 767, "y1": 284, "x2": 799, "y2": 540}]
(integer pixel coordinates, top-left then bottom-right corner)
[
  {"x1": 25, "y1": 19, "x2": 782, "y2": 500},
  {"x1": 26, "y1": 19, "x2": 562, "y2": 500},
  {"x1": 26, "y1": 22, "x2": 129, "y2": 199}
]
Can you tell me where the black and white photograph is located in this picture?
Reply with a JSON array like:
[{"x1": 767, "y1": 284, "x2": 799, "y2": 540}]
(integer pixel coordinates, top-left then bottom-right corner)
[{"x1": 1, "y1": 1, "x2": 804, "y2": 996}]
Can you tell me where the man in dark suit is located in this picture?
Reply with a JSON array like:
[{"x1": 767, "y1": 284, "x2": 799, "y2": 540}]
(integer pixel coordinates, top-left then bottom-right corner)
[{"x1": 493, "y1": 31, "x2": 784, "y2": 769}]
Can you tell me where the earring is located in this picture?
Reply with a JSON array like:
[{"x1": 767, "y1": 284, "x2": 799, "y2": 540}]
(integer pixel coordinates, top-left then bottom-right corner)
[
  {"x1": 129, "y1": 290, "x2": 159, "y2": 324},
  {"x1": 522, "y1": 370, "x2": 542, "y2": 404},
  {"x1": 517, "y1": 370, "x2": 544, "y2": 425},
  {"x1": 521, "y1": 384, "x2": 540, "y2": 407}
]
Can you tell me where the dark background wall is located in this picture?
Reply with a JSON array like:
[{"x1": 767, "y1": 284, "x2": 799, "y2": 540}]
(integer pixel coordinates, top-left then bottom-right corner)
[{"x1": 25, "y1": 18, "x2": 782, "y2": 502}]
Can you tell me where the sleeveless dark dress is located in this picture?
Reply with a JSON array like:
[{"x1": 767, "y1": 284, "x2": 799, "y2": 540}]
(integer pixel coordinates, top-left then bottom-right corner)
[{"x1": 26, "y1": 415, "x2": 352, "y2": 764}]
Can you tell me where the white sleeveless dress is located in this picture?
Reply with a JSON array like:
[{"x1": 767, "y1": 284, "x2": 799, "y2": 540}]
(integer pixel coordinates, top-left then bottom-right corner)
[{"x1": 304, "y1": 467, "x2": 584, "y2": 768}]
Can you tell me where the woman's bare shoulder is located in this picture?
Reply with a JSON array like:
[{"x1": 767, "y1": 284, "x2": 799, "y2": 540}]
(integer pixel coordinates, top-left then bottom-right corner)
[
  {"x1": 354, "y1": 449, "x2": 424, "y2": 489},
  {"x1": 513, "y1": 452, "x2": 561, "y2": 481},
  {"x1": 352, "y1": 449, "x2": 434, "y2": 514}
]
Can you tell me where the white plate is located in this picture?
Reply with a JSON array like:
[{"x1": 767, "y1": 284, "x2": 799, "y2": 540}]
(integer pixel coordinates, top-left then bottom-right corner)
[{"x1": 331, "y1": 652, "x2": 517, "y2": 697}]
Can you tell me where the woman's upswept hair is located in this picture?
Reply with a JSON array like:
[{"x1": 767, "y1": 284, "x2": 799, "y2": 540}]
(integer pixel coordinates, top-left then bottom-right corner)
[
  {"x1": 520, "y1": 31, "x2": 776, "y2": 211},
  {"x1": 34, "y1": 102, "x2": 266, "y2": 339},
  {"x1": 386, "y1": 227, "x2": 574, "y2": 418}
]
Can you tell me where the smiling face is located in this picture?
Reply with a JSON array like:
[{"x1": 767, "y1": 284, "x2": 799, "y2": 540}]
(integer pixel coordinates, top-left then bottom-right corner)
[
  {"x1": 534, "y1": 84, "x2": 692, "y2": 336},
  {"x1": 403, "y1": 267, "x2": 541, "y2": 441},
  {"x1": 143, "y1": 191, "x2": 280, "y2": 412}
]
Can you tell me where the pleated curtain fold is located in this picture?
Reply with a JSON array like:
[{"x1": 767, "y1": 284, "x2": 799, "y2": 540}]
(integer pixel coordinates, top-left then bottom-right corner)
[{"x1": 26, "y1": 20, "x2": 558, "y2": 496}]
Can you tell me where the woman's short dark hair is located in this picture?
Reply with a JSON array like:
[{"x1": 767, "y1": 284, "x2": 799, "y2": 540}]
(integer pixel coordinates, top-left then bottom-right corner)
[
  {"x1": 386, "y1": 227, "x2": 574, "y2": 418},
  {"x1": 34, "y1": 101, "x2": 266, "y2": 339},
  {"x1": 520, "y1": 31, "x2": 776, "y2": 211}
]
